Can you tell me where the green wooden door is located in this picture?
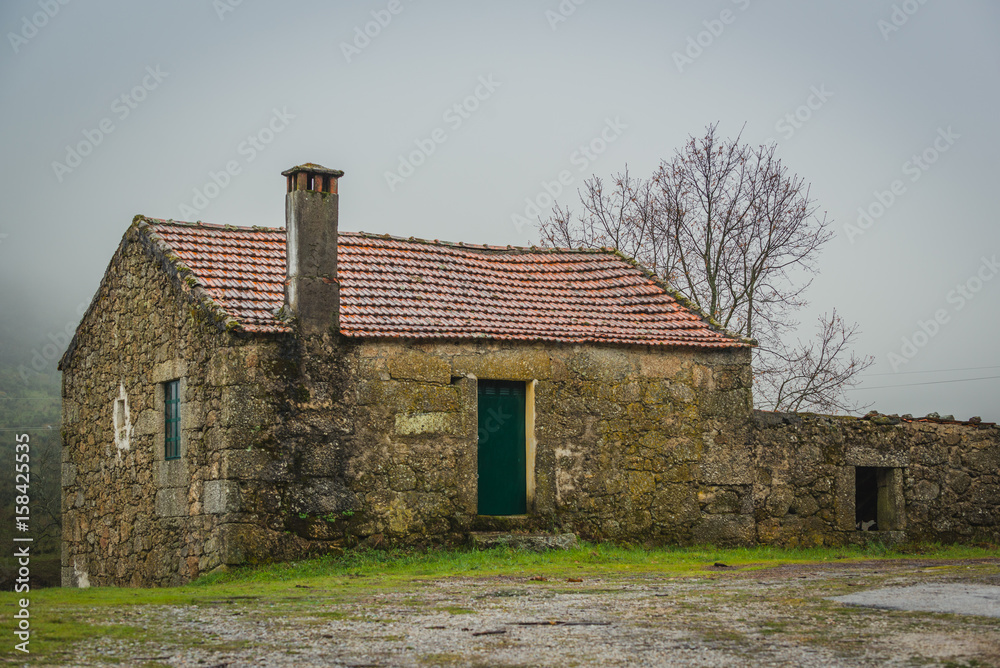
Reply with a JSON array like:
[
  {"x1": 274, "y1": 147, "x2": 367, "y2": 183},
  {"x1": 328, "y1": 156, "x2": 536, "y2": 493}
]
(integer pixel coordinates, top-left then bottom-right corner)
[{"x1": 477, "y1": 380, "x2": 526, "y2": 515}]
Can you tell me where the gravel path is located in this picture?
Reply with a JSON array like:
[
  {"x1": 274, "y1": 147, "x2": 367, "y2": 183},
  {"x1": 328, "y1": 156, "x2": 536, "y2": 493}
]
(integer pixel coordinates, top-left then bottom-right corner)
[{"x1": 54, "y1": 559, "x2": 1000, "y2": 667}]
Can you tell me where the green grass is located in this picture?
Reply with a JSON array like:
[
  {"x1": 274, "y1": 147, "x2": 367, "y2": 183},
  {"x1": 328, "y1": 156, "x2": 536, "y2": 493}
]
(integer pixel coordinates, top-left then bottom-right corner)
[
  {"x1": 1, "y1": 542, "x2": 995, "y2": 664},
  {"x1": 189, "y1": 540, "x2": 997, "y2": 587}
]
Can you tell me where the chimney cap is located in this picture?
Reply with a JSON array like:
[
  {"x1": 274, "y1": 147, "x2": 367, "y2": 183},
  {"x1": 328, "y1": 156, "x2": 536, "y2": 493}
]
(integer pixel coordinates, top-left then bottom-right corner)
[{"x1": 281, "y1": 163, "x2": 345, "y2": 178}]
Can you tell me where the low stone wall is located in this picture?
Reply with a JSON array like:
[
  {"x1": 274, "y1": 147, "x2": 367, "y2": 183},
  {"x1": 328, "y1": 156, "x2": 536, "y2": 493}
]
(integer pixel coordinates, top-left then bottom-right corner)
[{"x1": 752, "y1": 411, "x2": 1000, "y2": 547}]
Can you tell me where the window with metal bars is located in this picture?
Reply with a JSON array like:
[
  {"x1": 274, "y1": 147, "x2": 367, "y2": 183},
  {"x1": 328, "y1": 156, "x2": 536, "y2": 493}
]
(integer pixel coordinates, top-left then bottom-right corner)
[{"x1": 164, "y1": 380, "x2": 180, "y2": 460}]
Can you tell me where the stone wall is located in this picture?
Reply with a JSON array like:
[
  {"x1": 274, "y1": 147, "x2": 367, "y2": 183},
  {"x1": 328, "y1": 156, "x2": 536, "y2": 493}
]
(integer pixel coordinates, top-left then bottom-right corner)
[
  {"x1": 752, "y1": 411, "x2": 1000, "y2": 547},
  {"x1": 59, "y1": 225, "x2": 276, "y2": 587},
  {"x1": 224, "y1": 338, "x2": 755, "y2": 565},
  {"x1": 64, "y1": 226, "x2": 997, "y2": 589},
  {"x1": 62, "y1": 224, "x2": 755, "y2": 587}
]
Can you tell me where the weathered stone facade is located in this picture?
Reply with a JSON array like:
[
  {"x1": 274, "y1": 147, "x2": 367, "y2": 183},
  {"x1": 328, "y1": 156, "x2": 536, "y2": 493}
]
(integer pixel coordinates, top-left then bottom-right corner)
[
  {"x1": 60, "y1": 226, "x2": 250, "y2": 586},
  {"x1": 752, "y1": 411, "x2": 1000, "y2": 547},
  {"x1": 60, "y1": 221, "x2": 760, "y2": 587},
  {"x1": 59, "y1": 163, "x2": 1000, "y2": 588},
  {"x1": 224, "y1": 337, "x2": 755, "y2": 568},
  {"x1": 60, "y1": 223, "x2": 1000, "y2": 588}
]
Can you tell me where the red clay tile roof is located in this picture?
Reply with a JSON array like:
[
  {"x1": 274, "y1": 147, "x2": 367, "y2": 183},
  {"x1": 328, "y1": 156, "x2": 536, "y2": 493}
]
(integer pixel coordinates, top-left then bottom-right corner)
[{"x1": 141, "y1": 218, "x2": 747, "y2": 348}]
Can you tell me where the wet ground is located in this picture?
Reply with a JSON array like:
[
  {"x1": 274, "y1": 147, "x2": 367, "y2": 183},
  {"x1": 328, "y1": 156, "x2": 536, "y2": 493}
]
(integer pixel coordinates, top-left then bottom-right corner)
[{"x1": 41, "y1": 558, "x2": 1000, "y2": 667}]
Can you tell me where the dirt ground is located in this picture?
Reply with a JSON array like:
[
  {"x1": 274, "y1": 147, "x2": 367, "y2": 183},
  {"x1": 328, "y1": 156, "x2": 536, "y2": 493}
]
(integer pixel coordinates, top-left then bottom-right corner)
[{"x1": 54, "y1": 559, "x2": 1000, "y2": 667}]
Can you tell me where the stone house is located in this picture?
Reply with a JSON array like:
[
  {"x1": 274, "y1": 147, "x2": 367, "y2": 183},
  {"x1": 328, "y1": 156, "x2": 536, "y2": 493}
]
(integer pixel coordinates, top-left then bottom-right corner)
[{"x1": 59, "y1": 163, "x2": 1000, "y2": 588}]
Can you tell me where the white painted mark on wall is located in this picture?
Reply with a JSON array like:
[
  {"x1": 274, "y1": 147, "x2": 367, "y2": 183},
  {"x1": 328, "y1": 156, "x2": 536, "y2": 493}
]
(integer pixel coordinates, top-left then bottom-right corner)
[
  {"x1": 112, "y1": 382, "x2": 132, "y2": 461},
  {"x1": 73, "y1": 558, "x2": 90, "y2": 589}
]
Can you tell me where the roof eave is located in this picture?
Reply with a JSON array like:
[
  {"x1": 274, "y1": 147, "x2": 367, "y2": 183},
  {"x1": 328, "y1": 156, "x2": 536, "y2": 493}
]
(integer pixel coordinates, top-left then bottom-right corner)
[
  {"x1": 604, "y1": 248, "x2": 755, "y2": 348},
  {"x1": 58, "y1": 216, "x2": 253, "y2": 371}
]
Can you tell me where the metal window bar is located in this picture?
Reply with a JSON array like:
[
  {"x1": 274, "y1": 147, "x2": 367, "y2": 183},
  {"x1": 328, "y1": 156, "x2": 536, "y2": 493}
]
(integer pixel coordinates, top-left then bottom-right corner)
[{"x1": 164, "y1": 380, "x2": 180, "y2": 460}]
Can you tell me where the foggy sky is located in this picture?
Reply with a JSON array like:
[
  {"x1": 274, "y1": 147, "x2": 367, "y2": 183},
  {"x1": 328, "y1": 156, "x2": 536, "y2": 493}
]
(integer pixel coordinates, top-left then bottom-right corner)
[{"x1": 1, "y1": 0, "x2": 998, "y2": 418}]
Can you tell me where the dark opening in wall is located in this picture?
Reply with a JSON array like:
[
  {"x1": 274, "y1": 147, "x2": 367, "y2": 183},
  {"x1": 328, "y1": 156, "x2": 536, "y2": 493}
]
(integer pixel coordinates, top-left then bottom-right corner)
[
  {"x1": 855, "y1": 466, "x2": 903, "y2": 532},
  {"x1": 856, "y1": 466, "x2": 879, "y2": 530}
]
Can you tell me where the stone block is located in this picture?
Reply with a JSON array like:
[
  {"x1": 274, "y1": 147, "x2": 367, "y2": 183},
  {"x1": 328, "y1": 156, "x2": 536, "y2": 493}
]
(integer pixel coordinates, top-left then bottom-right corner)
[
  {"x1": 700, "y1": 488, "x2": 741, "y2": 514},
  {"x1": 713, "y1": 365, "x2": 750, "y2": 391},
  {"x1": 970, "y1": 482, "x2": 1000, "y2": 506},
  {"x1": 387, "y1": 349, "x2": 451, "y2": 384},
  {"x1": 452, "y1": 349, "x2": 552, "y2": 380},
  {"x1": 910, "y1": 480, "x2": 940, "y2": 502},
  {"x1": 638, "y1": 353, "x2": 686, "y2": 379},
  {"x1": 152, "y1": 358, "x2": 188, "y2": 384},
  {"x1": 62, "y1": 400, "x2": 80, "y2": 426},
  {"x1": 155, "y1": 459, "x2": 188, "y2": 488},
  {"x1": 967, "y1": 508, "x2": 996, "y2": 526},
  {"x1": 846, "y1": 446, "x2": 908, "y2": 468},
  {"x1": 135, "y1": 409, "x2": 159, "y2": 436},
  {"x1": 567, "y1": 349, "x2": 633, "y2": 381},
  {"x1": 220, "y1": 386, "x2": 275, "y2": 429},
  {"x1": 217, "y1": 523, "x2": 249, "y2": 565},
  {"x1": 469, "y1": 532, "x2": 577, "y2": 551},
  {"x1": 700, "y1": 437, "x2": 751, "y2": 485},
  {"x1": 61, "y1": 463, "x2": 76, "y2": 488},
  {"x1": 221, "y1": 449, "x2": 288, "y2": 481},
  {"x1": 358, "y1": 356, "x2": 389, "y2": 380},
  {"x1": 155, "y1": 488, "x2": 187, "y2": 517},
  {"x1": 180, "y1": 401, "x2": 203, "y2": 432},
  {"x1": 946, "y1": 470, "x2": 972, "y2": 495},
  {"x1": 651, "y1": 484, "x2": 700, "y2": 526},
  {"x1": 791, "y1": 494, "x2": 820, "y2": 517},
  {"x1": 395, "y1": 411, "x2": 457, "y2": 436},
  {"x1": 205, "y1": 352, "x2": 228, "y2": 387},
  {"x1": 391, "y1": 384, "x2": 460, "y2": 414},
  {"x1": 203, "y1": 480, "x2": 241, "y2": 514},
  {"x1": 695, "y1": 514, "x2": 755, "y2": 546},
  {"x1": 298, "y1": 441, "x2": 343, "y2": 477},
  {"x1": 627, "y1": 470, "x2": 656, "y2": 497},
  {"x1": 287, "y1": 478, "x2": 353, "y2": 514},
  {"x1": 356, "y1": 379, "x2": 390, "y2": 406},
  {"x1": 389, "y1": 464, "x2": 418, "y2": 491},
  {"x1": 765, "y1": 488, "x2": 794, "y2": 518},
  {"x1": 963, "y1": 447, "x2": 1000, "y2": 473},
  {"x1": 834, "y1": 467, "x2": 856, "y2": 531}
]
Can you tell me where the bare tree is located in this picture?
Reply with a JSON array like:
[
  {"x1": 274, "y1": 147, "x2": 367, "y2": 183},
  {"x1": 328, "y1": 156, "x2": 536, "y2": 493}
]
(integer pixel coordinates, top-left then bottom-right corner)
[
  {"x1": 755, "y1": 310, "x2": 874, "y2": 413},
  {"x1": 539, "y1": 167, "x2": 677, "y2": 279},
  {"x1": 537, "y1": 122, "x2": 873, "y2": 414}
]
